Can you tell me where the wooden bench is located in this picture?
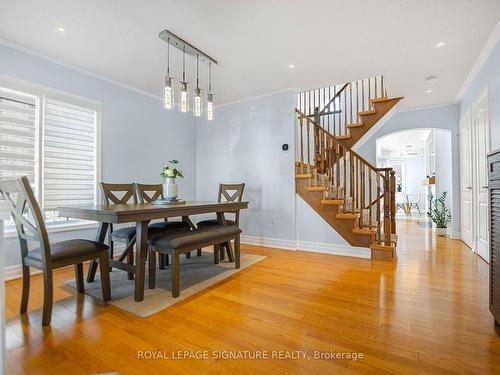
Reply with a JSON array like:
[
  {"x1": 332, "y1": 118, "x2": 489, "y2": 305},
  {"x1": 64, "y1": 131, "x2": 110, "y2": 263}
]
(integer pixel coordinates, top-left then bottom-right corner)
[{"x1": 149, "y1": 226, "x2": 242, "y2": 297}]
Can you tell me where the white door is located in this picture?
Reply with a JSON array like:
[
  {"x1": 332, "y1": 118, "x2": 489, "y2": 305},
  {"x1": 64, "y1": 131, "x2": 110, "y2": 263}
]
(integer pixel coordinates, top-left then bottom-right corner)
[
  {"x1": 474, "y1": 90, "x2": 490, "y2": 262},
  {"x1": 459, "y1": 110, "x2": 474, "y2": 249}
]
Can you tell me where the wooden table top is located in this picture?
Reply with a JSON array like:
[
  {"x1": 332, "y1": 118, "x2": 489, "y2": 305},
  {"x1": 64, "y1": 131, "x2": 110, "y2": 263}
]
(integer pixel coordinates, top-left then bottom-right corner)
[{"x1": 58, "y1": 201, "x2": 249, "y2": 223}]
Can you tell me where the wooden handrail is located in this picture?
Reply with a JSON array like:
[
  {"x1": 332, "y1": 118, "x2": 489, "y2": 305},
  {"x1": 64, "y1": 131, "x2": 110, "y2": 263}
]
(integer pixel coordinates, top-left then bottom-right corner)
[
  {"x1": 294, "y1": 108, "x2": 389, "y2": 175},
  {"x1": 294, "y1": 106, "x2": 395, "y2": 246},
  {"x1": 319, "y1": 83, "x2": 349, "y2": 116}
]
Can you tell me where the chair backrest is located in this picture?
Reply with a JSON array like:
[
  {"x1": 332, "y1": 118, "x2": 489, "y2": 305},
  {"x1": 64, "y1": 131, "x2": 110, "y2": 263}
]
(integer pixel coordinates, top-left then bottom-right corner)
[
  {"x1": 100, "y1": 183, "x2": 136, "y2": 204},
  {"x1": 217, "y1": 183, "x2": 245, "y2": 203},
  {"x1": 0, "y1": 176, "x2": 51, "y2": 263},
  {"x1": 134, "y1": 183, "x2": 163, "y2": 203}
]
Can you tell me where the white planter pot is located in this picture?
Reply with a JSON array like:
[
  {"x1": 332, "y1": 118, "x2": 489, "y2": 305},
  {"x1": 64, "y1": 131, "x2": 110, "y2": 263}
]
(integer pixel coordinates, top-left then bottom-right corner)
[
  {"x1": 434, "y1": 227, "x2": 447, "y2": 237},
  {"x1": 163, "y1": 178, "x2": 178, "y2": 200}
]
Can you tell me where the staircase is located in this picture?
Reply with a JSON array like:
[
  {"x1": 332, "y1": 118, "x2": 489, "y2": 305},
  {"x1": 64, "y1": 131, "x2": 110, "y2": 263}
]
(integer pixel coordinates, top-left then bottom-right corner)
[{"x1": 295, "y1": 76, "x2": 402, "y2": 260}]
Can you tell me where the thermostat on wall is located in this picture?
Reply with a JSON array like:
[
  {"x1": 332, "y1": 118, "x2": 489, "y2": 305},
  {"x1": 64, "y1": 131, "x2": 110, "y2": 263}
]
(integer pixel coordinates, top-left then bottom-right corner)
[{"x1": 282, "y1": 144, "x2": 289, "y2": 151}]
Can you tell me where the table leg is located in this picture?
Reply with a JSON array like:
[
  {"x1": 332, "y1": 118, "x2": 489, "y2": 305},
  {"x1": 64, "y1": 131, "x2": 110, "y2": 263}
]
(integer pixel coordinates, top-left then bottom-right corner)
[
  {"x1": 87, "y1": 222, "x2": 109, "y2": 282},
  {"x1": 134, "y1": 220, "x2": 149, "y2": 302}
]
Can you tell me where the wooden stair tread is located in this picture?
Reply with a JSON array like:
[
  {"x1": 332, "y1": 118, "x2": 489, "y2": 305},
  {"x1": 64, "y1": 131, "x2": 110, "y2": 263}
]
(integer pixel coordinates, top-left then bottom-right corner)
[
  {"x1": 346, "y1": 122, "x2": 364, "y2": 128},
  {"x1": 358, "y1": 109, "x2": 377, "y2": 116},
  {"x1": 352, "y1": 227, "x2": 377, "y2": 235},
  {"x1": 335, "y1": 134, "x2": 352, "y2": 140},
  {"x1": 336, "y1": 213, "x2": 360, "y2": 219},
  {"x1": 306, "y1": 186, "x2": 327, "y2": 192},
  {"x1": 321, "y1": 199, "x2": 343, "y2": 205},
  {"x1": 370, "y1": 96, "x2": 389, "y2": 103},
  {"x1": 295, "y1": 173, "x2": 312, "y2": 179}
]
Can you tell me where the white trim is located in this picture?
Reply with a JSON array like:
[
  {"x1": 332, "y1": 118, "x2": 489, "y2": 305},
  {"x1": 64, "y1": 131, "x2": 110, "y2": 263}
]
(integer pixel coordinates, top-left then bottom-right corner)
[
  {"x1": 240, "y1": 235, "x2": 297, "y2": 251},
  {"x1": 296, "y1": 240, "x2": 371, "y2": 259},
  {"x1": 455, "y1": 19, "x2": 500, "y2": 102},
  {"x1": 3, "y1": 221, "x2": 98, "y2": 239},
  {"x1": 0, "y1": 39, "x2": 164, "y2": 102},
  {"x1": 215, "y1": 87, "x2": 300, "y2": 108},
  {"x1": 448, "y1": 231, "x2": 461, "y2": 240},
  {"x1": 3, "y1": 264, "x2": 42, "y2": 281},
  {"x1": 240, "y1": 235, "x2": 371, "y2": 259}
]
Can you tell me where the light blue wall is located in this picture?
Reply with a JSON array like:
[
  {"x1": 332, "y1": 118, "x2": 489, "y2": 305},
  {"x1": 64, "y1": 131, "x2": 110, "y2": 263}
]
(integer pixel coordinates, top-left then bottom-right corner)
[
  {"x1": 356, "y1": 104, "x2": 461, "y2": 233},
  {"x1": 196, "y1": 90, "x2": 298, "y2": 241},
  {"x1": 0, "y1": 44, "x2": 197, "y2": 266},
  {"x1": 460, "y1": 40, "x2": 500, "y2": 149}
]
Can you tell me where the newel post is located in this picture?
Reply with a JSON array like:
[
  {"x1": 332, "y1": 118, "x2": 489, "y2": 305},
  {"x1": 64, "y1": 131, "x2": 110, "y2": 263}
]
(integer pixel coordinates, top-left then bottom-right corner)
[
  {"x1": 313, "y1": 107, "x2": 321, "y2": 173},
  {"x1": 390, "y1": 170, "x2": 396, "y2": 236},
  {"x1": 383, "y1": 172, "x2": 391, "y2": 245}
]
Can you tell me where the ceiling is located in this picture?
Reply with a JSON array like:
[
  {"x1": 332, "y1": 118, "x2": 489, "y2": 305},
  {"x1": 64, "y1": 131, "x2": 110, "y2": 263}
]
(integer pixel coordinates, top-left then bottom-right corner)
[
  {"x1": 377, "y1": 129, "x2": 431, "y2": 155},
  {"x1": 1, "y1": 1, "x2": 499, "y2": 109}
]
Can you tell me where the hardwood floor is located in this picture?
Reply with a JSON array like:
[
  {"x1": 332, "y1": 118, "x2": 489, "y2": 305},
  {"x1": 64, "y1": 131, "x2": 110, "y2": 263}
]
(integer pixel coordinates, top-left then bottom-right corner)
[{"x1": 4, "y1": 220, "x2": 500, "y2": 374}]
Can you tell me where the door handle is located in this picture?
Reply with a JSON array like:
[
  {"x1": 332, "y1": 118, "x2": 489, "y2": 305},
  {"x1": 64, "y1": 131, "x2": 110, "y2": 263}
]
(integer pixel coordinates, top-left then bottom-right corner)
[
  {"x1": 482, "y1": 185, "x2": 489, "y2": 189},
  {"x1": 466, "y1": 186, "x2": 472, "y2": 190}
]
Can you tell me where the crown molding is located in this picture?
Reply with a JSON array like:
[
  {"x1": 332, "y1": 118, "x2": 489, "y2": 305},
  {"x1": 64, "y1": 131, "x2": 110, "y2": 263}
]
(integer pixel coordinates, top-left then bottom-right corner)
[{"x1": 455, "y1": 19, "x2": 500, "y2": 102}]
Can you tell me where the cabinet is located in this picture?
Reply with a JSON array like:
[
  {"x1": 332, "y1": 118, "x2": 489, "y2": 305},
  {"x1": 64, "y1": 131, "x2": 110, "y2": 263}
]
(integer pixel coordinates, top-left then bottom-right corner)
[{"x1": 488, "y1": 149, "x2": 500, "y2": 325}]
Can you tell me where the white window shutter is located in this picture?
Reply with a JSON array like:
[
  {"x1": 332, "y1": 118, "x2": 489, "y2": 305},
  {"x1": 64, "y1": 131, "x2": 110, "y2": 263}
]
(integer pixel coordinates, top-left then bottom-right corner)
[
  {"x1": 42, "y1": 98, "x2": 97, "y2": 209},
  {"x1": 0, "y1": 89, "x2": 37, "y2": 184}
]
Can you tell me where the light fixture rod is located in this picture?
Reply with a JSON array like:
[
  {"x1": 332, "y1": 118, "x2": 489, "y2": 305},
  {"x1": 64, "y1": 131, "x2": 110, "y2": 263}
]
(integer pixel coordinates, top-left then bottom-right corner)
[
  {"x1": 159, "y1": 29, "x2": 218, "y2": 65},
  {"x1": 209, "y1": 61, "x2": 212, "y2": 92},
  {"x1": 166, "y1": 37, "x2": 170, "y2": 76},
  {"x1": 182, "y1": 46, "x2": 186, "y2": 82}
]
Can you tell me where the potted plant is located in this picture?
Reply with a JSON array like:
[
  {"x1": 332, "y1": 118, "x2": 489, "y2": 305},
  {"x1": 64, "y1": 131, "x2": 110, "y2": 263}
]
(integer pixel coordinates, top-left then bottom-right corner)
[
  {"x1": 427, "y1": 191, "x2": 451, "y2": 236},
  {"x1": 161, "y1": 160, "x2": 184, "y2": 200}
]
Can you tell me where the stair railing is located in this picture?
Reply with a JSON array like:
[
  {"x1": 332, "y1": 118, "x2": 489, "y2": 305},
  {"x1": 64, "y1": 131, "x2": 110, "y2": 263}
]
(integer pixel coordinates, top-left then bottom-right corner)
[
  {"x1": 295, "y1": 108, "x2": 395, "y2": 246},
  {"x1": 297, "y1": 75, "x2": 387, "y2": 139}
]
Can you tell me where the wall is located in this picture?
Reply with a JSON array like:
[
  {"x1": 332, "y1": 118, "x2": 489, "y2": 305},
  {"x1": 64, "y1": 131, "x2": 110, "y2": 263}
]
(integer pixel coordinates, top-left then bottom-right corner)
[
  {"x1": 0, "y1": 43, "x2": 197, "y2": 267},
  {"x1": 404, "y1": 156, "x2": 425, "y2": 198},
  {"x1": 356, "y1": 104, "x2": 461, "y2": 234},
  {"x1": 196, "y1": 90, "x2": 297, "y2": 242},
  {"x1": 460, "y1": 39, "x2": 500, "y2": 149}
]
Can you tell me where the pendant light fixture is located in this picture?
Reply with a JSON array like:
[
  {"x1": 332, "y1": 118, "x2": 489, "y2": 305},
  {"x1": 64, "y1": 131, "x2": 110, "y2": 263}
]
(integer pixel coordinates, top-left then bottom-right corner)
[
  {"x1": 193, "y1": 54, "x2": 202, "y2": 117},
  {"x1": 159, "y1": 29, "x2": 217, "y2": 119},
  {"x1": 163, "y1": 37, "x2": 174, "y2": 110},
  {"x1": 179, "y1": 46, "x2": 189, "y2": 113},
  {"x1": 206, "y1": 61, "x2": 214, "y2": 121}
]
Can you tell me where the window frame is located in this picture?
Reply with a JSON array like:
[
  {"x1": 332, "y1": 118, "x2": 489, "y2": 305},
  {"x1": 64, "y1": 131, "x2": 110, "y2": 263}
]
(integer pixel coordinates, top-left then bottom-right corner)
[{"x1": 0, "y1": 74, "x2": 102, "y2": 236}]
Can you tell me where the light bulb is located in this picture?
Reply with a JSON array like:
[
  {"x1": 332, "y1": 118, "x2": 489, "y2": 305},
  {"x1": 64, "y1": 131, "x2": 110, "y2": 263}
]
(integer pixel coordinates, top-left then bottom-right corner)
[
  {"x1": 194, "y1": 88, "x2": 202, "y2": 117},
  {"x1": 179, "y1": 82, "x2": 189, "y2": 113},
  {"x1": 164, "y1": 76, "x2": 173, "y2": 110},
  {"x1": 207, "y1": 93, "x2": 214, "y2": 121}
]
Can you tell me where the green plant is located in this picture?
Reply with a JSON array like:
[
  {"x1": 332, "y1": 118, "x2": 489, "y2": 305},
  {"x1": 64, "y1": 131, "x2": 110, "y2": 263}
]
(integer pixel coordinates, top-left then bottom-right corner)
[
  {"x1": 161, "y1": 160, "x2": 184, "y2": 180},
  {"x1": 427, "y1": 192, "x2": 451, "y2": 228}
]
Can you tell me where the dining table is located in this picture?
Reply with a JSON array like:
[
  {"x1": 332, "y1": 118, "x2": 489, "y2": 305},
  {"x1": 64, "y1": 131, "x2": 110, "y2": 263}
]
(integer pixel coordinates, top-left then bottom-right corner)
[{"x1": 58, "y1": 200, "x2": 249, "y2": 302}]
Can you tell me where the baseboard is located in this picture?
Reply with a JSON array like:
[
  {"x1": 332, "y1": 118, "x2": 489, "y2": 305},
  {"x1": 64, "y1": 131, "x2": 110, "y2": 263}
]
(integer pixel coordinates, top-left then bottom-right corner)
[
  {"x1": 449, "y1": 231, "x2": 461, "y2": 240},
  {"x1": 297, "y1": 240, "x2": 371, "y2": 259},
  {"x1": 3, "y1": 264, "x2": 42, "y2": 281},
  {"x1": 241, "y1": 235, "x2": 370, "y2": 259},
  {"x1": 240, "y1": 235, "x2": 297, "y2": 251}
]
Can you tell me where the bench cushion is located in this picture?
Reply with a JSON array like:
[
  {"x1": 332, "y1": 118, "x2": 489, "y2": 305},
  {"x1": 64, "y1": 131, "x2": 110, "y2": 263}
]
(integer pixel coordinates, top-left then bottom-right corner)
[
  {"x1": 27, "y1": 239, "x2": 109, "y2": 262},
  {"x1": 197, "y1": 218, "x2": 236, "y2": 228},
  {"x1": 149, "y1": 221, "x2": 190, "y2": 232},
  {"x1": 153, "y1": 226, "x2": 241, "y2": 252}
]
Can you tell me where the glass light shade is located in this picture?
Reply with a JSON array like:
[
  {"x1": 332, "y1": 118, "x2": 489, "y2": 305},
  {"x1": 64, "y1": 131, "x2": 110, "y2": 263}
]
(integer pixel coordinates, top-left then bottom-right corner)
[
  {"x1": 179, "y1": 82, "x2": 189, "y2": 113},
  {"x1": 163, "y1": 76, "x2": 174, "y2": 110},
  {"x1": 193, "y1": 88, "x2": 202, "y2": 117},
  {"x1": 207, "y1": 93, "x2": 214, "y2": 121}
]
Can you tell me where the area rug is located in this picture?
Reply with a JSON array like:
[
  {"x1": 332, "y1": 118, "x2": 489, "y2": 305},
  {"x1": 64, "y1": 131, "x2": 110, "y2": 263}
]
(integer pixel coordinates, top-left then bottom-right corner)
[{"x1": 65, "y1": 251, "x2": 266, "y2": 318}]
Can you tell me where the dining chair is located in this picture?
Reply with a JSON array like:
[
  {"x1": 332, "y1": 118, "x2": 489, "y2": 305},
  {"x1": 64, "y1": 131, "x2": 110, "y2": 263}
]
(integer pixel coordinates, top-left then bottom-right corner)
[
  {"x1": 197, "y1": 183, "x2": 245, "y2": 261},
  {"x1": 408, "y1": 193, "x2": 422, "y2": 215},
  {"x1": 0, "y1": 176, "x2": 111, "y2": 326},
  {"x1": 134, "y1": 183, "x2": 190, "y2": 269},
  {"x1": 101, "y1": 183, "x2": 145, "y2": 280}
]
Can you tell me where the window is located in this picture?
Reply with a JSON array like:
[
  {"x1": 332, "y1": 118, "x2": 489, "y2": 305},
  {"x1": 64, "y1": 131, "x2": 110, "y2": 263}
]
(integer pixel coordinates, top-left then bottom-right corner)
[{"x1": 0, "y1": 76, "x2": 101, "y2": 228}]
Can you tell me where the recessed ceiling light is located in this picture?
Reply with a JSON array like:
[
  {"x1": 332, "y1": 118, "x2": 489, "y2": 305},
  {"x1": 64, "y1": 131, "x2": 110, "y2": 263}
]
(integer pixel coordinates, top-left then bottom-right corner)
[
  {"x1": 425, "y1": 88, "x2": 433, "y2": 94},
  {"x1": 288, "y1": 64, "x2": 295, "y2": 69},
  {"x1": 57, "y1": 26, "x2": 65, "y2": 32},
  {"x1": 425, "y1": 75, "x2": 438, "y2": 83},
  {"x1": 434, "y1": 41, "x2": 448, "y2": 48}
]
